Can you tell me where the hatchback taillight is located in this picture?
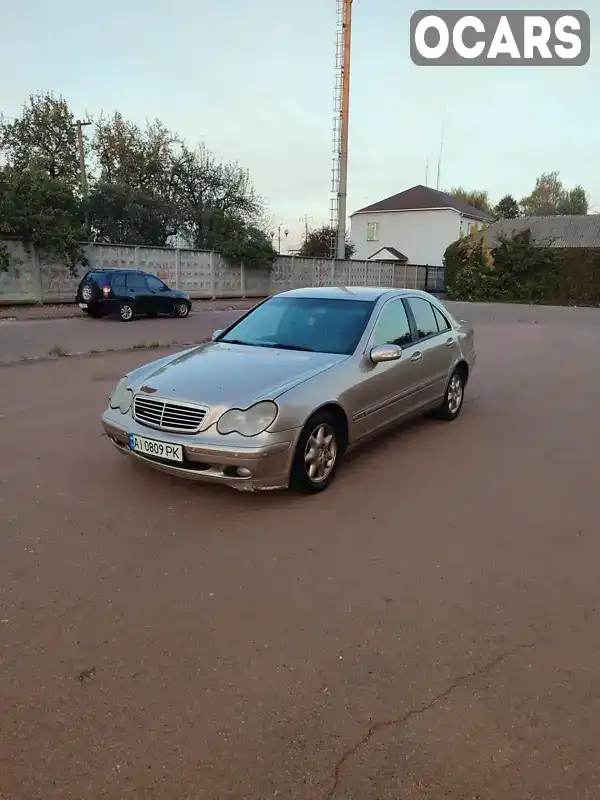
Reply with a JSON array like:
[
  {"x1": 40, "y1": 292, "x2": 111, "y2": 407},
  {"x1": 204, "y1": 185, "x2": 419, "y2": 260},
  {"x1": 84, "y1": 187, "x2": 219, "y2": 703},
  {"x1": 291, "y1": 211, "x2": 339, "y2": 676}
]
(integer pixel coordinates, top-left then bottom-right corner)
[{"x1": 103, "y1": 285, "x2": 111, "y2": 296}]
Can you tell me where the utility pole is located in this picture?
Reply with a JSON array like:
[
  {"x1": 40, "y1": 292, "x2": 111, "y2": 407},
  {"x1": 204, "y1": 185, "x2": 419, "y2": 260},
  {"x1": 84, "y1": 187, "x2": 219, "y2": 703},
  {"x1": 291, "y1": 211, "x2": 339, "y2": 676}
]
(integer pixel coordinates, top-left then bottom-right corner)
[
  {"x1": 76, "y1": 119, "x2": 92, "y2": 234},
  {"x1": 299, "y1": 214, "x2": 313, "y2": 242},
  {"x1": 435, "y1": 113, "x2": 445, "y2": 191}
]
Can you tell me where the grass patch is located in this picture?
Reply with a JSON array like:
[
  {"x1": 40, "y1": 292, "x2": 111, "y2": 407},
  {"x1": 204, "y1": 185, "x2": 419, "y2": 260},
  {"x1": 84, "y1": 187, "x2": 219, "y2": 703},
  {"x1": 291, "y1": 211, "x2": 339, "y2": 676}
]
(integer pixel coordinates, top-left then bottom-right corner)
[{"x1": 47, "y1": 344, "x2": 68, "y2": 357}]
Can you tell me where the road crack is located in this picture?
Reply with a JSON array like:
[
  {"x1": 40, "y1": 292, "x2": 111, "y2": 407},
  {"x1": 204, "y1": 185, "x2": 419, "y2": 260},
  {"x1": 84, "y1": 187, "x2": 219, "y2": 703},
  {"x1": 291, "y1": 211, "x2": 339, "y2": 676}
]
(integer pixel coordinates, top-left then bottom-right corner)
[{"x1": 324, "y1": 643, "x2": 534, "y2": 799}]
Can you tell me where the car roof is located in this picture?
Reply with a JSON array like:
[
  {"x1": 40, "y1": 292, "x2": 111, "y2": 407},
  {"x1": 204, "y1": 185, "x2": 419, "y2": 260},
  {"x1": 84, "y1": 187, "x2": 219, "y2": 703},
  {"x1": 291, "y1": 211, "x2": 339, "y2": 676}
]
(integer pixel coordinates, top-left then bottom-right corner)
[
  {"x1": 86, "y1": 269, "x2": 146, "y2": 274},
  {"x1": 275, "y1": 286, "x2": 433, "y2": 302}
]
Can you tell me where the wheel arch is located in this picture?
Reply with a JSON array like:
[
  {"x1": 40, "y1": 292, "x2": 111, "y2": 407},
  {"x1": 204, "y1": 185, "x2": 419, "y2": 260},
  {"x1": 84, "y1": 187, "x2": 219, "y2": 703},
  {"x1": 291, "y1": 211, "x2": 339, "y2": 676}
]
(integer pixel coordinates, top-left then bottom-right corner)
[
  {"x1": 302, "y1": 402, "x2": 349, "y2": 449},
  {"x1": 455, "y1": 359, "x2": 469, "y2": 383}
]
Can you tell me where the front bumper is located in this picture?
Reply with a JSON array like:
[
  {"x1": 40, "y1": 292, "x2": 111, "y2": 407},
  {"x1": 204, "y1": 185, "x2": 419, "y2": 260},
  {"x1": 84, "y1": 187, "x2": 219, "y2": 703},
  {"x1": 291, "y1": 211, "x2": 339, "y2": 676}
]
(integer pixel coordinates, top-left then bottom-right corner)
[{"x1": 101, "y1": 409, "x2": 300, "y2": 491}]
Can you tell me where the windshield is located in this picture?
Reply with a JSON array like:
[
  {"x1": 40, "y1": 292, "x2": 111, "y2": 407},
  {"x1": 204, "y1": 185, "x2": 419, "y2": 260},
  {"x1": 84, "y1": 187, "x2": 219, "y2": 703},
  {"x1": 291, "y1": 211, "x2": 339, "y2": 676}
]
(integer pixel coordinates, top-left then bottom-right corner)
[{"x1": 219, "y1": 296, "x2": 376, "y2": 355}]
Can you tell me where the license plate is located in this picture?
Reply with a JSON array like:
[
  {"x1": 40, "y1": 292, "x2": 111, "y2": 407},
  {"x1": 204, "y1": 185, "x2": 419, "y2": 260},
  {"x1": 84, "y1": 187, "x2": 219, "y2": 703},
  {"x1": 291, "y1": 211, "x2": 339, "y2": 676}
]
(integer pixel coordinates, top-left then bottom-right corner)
[
  {"x1": 129, "y1": 434, "x2": 183, "y2": 462},
  {"x1": 78, "y1": 303, "x2": 88, "y2": 309}
]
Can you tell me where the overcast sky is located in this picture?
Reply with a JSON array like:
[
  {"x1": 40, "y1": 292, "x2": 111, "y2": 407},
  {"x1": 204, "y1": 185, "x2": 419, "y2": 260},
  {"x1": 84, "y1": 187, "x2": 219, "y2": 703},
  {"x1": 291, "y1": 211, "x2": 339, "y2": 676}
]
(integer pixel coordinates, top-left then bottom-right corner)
[{"x1": 2, "y1": 0, "x2": 597, "y2": 250}]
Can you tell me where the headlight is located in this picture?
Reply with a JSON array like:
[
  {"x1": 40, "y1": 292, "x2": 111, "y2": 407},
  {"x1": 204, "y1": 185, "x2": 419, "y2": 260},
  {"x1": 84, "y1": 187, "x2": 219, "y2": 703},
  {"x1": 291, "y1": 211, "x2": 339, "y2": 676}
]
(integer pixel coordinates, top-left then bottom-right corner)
[
  {"x1": 109, "y1": 377, "x2": 133, "y2": 414},
  {"x1": 217, "y1": 401, "x2": 278, "y2": 437}
]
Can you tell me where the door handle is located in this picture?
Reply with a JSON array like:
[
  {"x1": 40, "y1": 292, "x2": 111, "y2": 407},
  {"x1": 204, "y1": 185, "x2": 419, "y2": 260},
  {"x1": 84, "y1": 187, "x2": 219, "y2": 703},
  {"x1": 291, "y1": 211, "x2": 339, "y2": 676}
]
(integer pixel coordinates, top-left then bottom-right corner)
[
  {"x1": 445, "y1": 338, "x2": 455, "y2": 346},
  {"x1": 410, "y1": 351, "x2": 422, "y2": 362}
]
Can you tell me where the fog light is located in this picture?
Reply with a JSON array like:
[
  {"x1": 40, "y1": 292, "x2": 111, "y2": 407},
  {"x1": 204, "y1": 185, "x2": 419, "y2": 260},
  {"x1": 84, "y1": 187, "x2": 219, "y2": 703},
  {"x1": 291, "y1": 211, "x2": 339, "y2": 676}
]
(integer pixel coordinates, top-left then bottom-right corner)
[{"x1": 236, "y1": 467, "x2": 252, "y2": 478}]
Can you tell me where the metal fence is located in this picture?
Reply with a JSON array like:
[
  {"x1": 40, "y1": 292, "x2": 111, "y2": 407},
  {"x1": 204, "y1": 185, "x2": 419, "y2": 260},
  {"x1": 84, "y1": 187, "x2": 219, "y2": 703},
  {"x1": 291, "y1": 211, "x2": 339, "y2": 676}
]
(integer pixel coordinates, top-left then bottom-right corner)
[
  {"x1": 424, "y1": 265, "x2": 446, "y2": 294},
  {"x1": 0, "y1": 239, "x2": 445, "y2": 305}
]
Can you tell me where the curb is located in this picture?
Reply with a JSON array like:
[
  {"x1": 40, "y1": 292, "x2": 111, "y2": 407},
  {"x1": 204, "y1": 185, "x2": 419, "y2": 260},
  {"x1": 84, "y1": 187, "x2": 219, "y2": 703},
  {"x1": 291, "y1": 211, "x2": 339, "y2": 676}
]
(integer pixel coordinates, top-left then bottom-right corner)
[
  {"x1": 0, "y1": 300, "x2": 259, "y2": 323},
  {"x1": 0, "y1": 340, "x2": 207, "y2": 368}
]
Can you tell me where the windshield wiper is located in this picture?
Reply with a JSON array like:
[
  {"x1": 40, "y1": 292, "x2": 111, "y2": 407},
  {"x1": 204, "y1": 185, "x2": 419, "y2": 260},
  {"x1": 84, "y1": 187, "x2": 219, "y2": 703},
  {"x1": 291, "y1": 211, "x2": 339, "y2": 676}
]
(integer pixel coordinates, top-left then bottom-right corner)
[
  {"x1": 259, "y1": 342, "x2": 315, "y2": 352},
  {"x1": 220, "y1": 339, "x2": 315, "y2": 352}
]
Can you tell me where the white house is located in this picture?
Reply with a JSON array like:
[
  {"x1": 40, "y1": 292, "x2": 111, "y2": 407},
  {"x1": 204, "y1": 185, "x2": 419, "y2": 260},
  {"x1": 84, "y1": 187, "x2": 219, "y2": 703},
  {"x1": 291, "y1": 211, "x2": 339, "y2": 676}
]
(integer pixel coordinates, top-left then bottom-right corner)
[{"x1": 350, "y1": 185, "x2": 495, "y2": 266}]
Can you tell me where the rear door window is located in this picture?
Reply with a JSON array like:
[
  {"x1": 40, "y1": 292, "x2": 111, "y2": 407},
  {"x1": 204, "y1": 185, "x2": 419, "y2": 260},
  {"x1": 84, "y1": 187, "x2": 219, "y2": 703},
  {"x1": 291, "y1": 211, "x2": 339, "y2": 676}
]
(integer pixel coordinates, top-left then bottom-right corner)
[
  {"x1": 126, "y1": 273, "x2": 149, "y2": 291},
  {"x1": 406, "y1": 297, "x2": 439, "y2": 340},
  {"x1": 110, "y1": 273, "x2": 127, "y2": 291},
  {"x1": 432, "y1": 305, "x2": 451, "y2": 332}
]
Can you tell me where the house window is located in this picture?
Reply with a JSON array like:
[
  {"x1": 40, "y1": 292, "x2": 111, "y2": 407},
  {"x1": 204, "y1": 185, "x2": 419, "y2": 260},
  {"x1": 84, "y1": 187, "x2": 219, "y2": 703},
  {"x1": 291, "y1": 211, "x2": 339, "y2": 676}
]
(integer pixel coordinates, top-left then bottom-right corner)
[{"x1": 366, "y1": 222, "x2": 379, "y2": 241}]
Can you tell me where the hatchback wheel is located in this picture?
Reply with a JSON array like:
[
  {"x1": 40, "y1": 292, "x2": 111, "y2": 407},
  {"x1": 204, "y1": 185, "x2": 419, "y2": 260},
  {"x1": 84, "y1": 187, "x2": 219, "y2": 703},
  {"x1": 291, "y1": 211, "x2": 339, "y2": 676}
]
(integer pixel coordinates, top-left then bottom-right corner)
[
  {"x1": 118, "y1": 303, "x2": 134, "y2": 322},
  {"x1": 290, "y1": 411, "x2": 343, "y2": 493},
  {"x1": 174, "y1": 301, "x2": 190, "y2": 318},
  {"x1": 81, "y1": 284, "x2": 93, "y2": 302},
  {"x1": 432, "y1": 367, "x2": 466, "y2": 421}
]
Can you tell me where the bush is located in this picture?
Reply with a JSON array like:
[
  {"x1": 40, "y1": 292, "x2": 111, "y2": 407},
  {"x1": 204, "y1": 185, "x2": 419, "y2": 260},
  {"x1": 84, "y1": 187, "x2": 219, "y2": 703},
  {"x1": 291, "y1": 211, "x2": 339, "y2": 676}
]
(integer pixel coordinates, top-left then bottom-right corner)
[
  {"x1": 441, "y1": 228, "x2": 600, "y2": 305},
  {"x1": 444, "y1": 235, "x2": 496, "y2": 301}
]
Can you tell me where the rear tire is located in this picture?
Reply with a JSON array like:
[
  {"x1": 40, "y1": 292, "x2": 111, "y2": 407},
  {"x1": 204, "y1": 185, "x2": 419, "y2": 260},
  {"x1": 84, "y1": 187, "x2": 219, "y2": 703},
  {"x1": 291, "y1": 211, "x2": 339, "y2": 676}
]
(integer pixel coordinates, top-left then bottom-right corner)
[
  {"x1": 431, "y1": 367, "x2": 466, "y2": 421},
  {"x1": 289, "y1": 410, "x2": 344, "y2": 494},
  {"x1": 118, "y1": 302, "x2": 134, "y2": 322},
  {"x1": 81, "y1": 284, "x2": 94, "y2": 303}
]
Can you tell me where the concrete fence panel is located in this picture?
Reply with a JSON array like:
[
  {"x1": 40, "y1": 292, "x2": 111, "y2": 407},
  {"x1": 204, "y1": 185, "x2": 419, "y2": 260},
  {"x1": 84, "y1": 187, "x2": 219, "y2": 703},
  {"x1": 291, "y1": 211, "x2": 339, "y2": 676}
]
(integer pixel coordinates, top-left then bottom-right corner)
[{"x1": 0, "y1": 239, "x2": 439, "y2": 305}]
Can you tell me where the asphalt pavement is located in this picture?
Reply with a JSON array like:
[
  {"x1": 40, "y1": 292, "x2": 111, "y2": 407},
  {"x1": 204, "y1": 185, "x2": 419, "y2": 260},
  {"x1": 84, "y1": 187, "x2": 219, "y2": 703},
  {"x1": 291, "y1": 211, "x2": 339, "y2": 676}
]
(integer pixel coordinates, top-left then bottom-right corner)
[
  {"x1": 2, "y1": 302, "x2": 600, "y2": 798},
  {"x1": 0, "y1": 309, "x2": 243, "y2": 363}
]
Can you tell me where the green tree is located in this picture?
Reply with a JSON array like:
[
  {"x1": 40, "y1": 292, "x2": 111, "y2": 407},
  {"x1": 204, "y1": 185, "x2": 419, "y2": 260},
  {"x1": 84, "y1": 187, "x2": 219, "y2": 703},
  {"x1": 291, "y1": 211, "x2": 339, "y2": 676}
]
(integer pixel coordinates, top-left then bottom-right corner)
[
  {"x1": 0, "y1": 91, "x2": 80, "y2": 188},
  {"x1": 558, "y1": 186, "x2": 588, "y2": 215},
  {"x1": 1, "y1": 92, "x2": 272, "y2": 269},
  {"x1": 174, "y1": 144, "x2": 263, "y2": 250},
  {"x1": 217, "y1": 215, "x2": 277, "y2": 270},
  {"x1": 447, "y1": 187, "x2": 492, "y2": 214},
  {"x1": 297, "y1": 225, "x2": 355, "y2": 259},
  {"x1": 87, "y1": 181, "x2": 176, "y2": 246},
  {"x1": 494, "y1": 194, "x2": 520, "y2": 219},
  {"x1": 520, "y1": 172, "x2": 588, "y2": 216},
  {"x1": 0, "y1": 165, "x2": 85, "y2": 270},
  {"x1": 89, "y1": 113, "x2": 181, "y2": 245},
  {"x1": 89, "y1": 115, "x2": 268, "y2": 255}
]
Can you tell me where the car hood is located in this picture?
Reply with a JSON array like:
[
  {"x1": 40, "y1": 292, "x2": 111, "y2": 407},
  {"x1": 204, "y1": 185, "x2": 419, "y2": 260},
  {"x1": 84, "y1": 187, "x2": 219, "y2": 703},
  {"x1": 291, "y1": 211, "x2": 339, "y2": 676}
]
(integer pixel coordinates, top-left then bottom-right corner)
[{"x1": 127, "y1": 342, "x2": 347, "y2": 408}]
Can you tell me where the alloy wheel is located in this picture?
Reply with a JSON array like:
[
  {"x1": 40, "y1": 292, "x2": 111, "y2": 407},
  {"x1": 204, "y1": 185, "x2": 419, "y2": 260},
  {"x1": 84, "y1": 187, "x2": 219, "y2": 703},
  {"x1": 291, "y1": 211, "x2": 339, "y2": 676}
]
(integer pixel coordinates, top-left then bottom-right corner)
[
  {"x1": 447, "y1": 373, "x2": 464, "y2": 415},
  {"x1": 304, "y1": 423, "x2": 337, "y2": 483}
]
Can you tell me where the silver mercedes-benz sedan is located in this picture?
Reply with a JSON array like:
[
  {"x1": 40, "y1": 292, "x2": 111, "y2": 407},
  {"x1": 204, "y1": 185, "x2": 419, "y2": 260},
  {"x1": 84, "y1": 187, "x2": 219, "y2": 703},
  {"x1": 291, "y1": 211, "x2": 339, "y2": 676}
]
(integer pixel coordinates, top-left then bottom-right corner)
[{"x1": 102, "y1": 287, "x2": 475, "y2": 493}]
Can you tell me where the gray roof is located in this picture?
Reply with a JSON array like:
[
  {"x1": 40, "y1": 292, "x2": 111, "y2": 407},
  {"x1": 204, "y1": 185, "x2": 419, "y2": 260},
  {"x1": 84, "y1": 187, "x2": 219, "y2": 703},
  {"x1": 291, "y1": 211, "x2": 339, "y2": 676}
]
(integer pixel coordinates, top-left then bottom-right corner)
[
  {"x1": 484, "y1": 215, "x2": 600, "y2": 249},
  {"x1": 368, "y1": 246, "x2": 409, "y2": 262},
  {"x1": 352, "y1": 185, "x2": 495, "y2": 222}
]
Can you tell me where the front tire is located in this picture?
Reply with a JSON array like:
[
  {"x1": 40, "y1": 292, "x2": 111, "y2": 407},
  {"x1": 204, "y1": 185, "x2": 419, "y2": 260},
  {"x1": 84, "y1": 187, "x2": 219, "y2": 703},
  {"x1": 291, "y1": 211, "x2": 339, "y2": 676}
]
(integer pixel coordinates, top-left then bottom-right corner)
[
  {"x1": 432, "y1": 367, "x2": 466, "y2": 421},
  {"x1": 289, "y1": 411, "x2": 343, "y2": 494},
  {"x1": 118, "y1": 302, "x2": 134, "y2": 322},
  {"x1": 173, "y1": 301, "x2": 191, "y2": 318}
]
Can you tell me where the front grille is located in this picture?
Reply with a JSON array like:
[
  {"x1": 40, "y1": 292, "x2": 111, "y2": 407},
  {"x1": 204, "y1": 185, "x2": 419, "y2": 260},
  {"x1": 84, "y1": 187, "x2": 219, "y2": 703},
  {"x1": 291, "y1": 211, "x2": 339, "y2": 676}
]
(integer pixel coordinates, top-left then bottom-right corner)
[{"x1": 133, "y1": 395, "x2": 208, "y2": 434}]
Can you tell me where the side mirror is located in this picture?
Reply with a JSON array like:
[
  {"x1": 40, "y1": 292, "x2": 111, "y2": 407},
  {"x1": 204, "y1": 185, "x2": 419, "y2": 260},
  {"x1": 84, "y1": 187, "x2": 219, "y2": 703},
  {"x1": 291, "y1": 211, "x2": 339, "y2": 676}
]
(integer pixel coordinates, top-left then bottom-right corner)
[
  {"x1": 369, "y1": 344, "x2": 402, "y2": 364},
  {"x1": 212, "y1": 329, "x2": 223, "y2": 341}
]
